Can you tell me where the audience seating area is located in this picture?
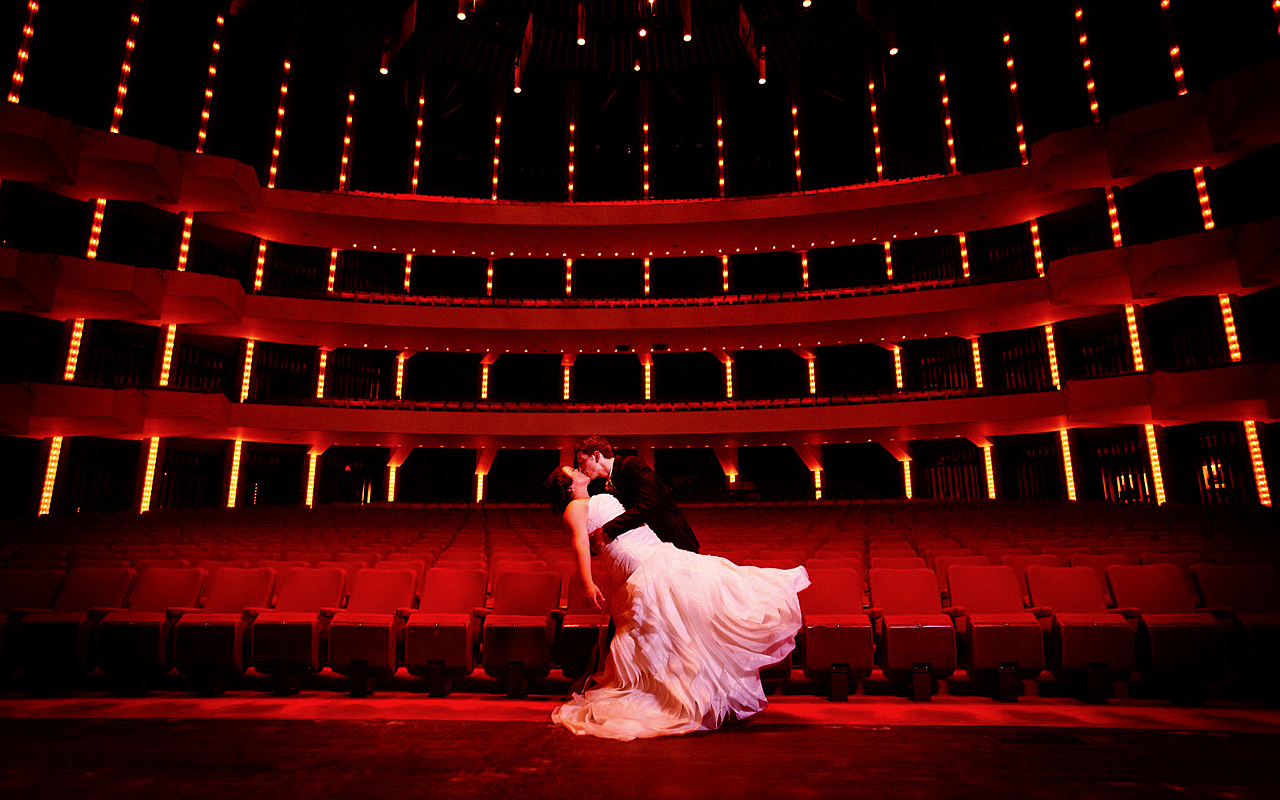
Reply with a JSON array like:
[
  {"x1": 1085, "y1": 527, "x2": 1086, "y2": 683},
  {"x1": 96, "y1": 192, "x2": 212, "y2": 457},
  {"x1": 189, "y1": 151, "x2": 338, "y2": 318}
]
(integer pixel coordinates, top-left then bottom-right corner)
[{"x1": 1, "y1": 501, "x2": 1276, "y2": 704}]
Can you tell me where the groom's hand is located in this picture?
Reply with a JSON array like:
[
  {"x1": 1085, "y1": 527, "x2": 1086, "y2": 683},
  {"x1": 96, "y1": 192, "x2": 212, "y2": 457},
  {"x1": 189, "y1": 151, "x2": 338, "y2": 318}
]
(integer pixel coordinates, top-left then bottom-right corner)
[{"x1": 588, "y1": 528, "x2": 608, "y2": 556}]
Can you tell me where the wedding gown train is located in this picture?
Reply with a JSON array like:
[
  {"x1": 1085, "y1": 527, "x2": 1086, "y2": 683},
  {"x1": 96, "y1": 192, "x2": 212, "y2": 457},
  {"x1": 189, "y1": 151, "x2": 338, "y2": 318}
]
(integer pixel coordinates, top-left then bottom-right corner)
[{"x1": 552, "y1": 493, "x2": 809, "y2": 740}]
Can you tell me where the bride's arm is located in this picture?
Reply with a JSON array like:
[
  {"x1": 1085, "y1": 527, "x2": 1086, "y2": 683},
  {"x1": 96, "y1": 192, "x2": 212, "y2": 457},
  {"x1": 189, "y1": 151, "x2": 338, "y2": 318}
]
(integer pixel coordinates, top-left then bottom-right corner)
[{"x1": 564, "y1": 499, "x2": 605, "y2": 609}]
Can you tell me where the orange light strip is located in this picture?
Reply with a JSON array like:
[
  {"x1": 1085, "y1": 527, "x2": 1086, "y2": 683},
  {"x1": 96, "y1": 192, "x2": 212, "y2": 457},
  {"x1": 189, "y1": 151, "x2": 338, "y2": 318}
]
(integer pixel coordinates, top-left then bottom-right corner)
[
  {"x1": 983, "y1": 445, "x2": 996, "y2": 499},
  {"x1": 326, "y1": 248, "x2": 338, "y2": 292},
  {"x1": 883, "y1": 242, "x2": 893, "y2": 280},
  {"x1": 1193, "y1": 166, "x2": 1215, "y2": 230},
  {"x1": 644, "y1": 362, "x2": 652, "y2": 400},
  {"x1": 791, "y1": 104, "x2": 802, "y2": 187},
  {"x1": 1244, "y1": 420, "x2": 1271, "y2": 506},
  {"x1": 1044, "y1": 324, "x2": 1061, "y2": 389},
  {"x1": 565, "y1": 258, "x2": 573, "y2": 296},
  {"x1": 387, "y1": 464, "x2": 397, "y2": 503},
  {"x1": 254, "y1": 240, "x2": 267, "y2": 291},
  {"x1": 395, "y1": 352, "x2": 405, "y2": 399},
  {"x1": 1074, "y1": 7, "x2": 1101, "y2": 123},
  {"x1": 721, "y1": 255, "x2": 730, "y2": 293},
  {"x1": 1030, "y1": 219, "x2": 1045, "y2": 276},
  {"x1": 176, "y1": 214, "x2": 193, "y2": 270},
  {"x1": 1159, "y1": 0, "x2": 1187, "y2": 95},
  {"x1": 195, "y1": 13, "x2": 224, "y2": 153},
  {"x1": 139, "y1": 436, "x2": 160, "y2": 513},
  {"x1": 724, "y1": 359, "x2": 734, "y2": 399},
  {"x1": 807, "y1": 358, "x2": 817, "y2": 395},
  {"x1": 239, "y1": 340, "x2": 254, "y2": 402},
  {"x1": 643, "y1": 257, "x2": 651, "y2": 296},
  {"x1": 316, "y1": 352, "x2": 327, "y2": 398},
  {"x1": 86, "y1": 198, "x2": 106, "y2": 259},
  {"x1": 338, "y1": 91, "x2": 355, "y2": 190},
  {"x1": 1106, "y1": 187, "x2": 1122, "y2": 247},
  {"x1": 1001, "y1": 32, "x2": 1029, "y2": 165},
  {"x1": 1274, "y1": 0, "x2": 1280, "y2": 40},
  {"x1": 63, "y1": 318, "x2": 84, "y2": 380},
  {"x1": 412, "y1": 93, "x2": 425, "y2": 193},
  {"x1": 403, "y1": 254, "x2": 413, "y2": 291},
  {"x1": 868, "y1": 80, "x2": 884, "y2": 180},
  {"x1": 567, "y1": 118, "x2": 576, "y2": 200},
  {"x1": 305, "y1": 452, "x2": 317, "y2": 508},
  {"x1": 1059, "y1": 429, "x2": 1077, "y2": 501},
  {"x1": 562, "y1": 365, "x2": 571, "y2": 400},
  {"x1": 38, "y1": 435, "x2": 62, "y2": 516},
  {"x1": 1219, "y1": 294, "x2": 1241, "y2": 362},
  {"x1": 1125, "y1": 304, "x2": 1145, "y2": 371},
  {"x1": 971, "y1": 339, "x2": 984, "y2": 389},
  {"x1": 109, "y1": 7, "x2": 140, "y2": 134},
  {"x1": 158, "y1": 324, "x2": 177, "y2": 387},
  {"x1": 480, "y1": 363, "x2": 489, "y2": 399},
  {"x1": 715, "y1": 115, "x2": 726, "y2": 195},
  {"x1": 958, "y1": 234, "x2": 969, "y2": 279},
  {"x1": 892, "y1": 345, "x2": 903, "y2": 389},
  {"x1": 491, "y1": 113, "x2": 502, "y2": 200},
  {"x1": 727, "y1": 472, "x2": 737, "y2": 485},
  {"x1": 642, "y1": 119, "x2": 651, "y2": 198},
  {"x1": 813, "y1": 468, "x2": 823, "y2": 501},
  {"x1": 267, "y1": 59, "x2": 291, "y2": 188},
  {"x1": 486, "y1": 258, "x2": 494, "y2": 296},
  {"x1": 8, "y1": 0, "x2": 39, "y2": 104},
  {"x1": 800, "y1": 251, "x2": 809, "y2": 288},
  {"x1": 226, "y1": 439, "x2": 242, "y2": 508},
  {"x1": 475, "y1": 472, "x2": 485, "y2": 503},
  {"x1": 939, "y1": 72, "x2": 957, "y2": 173},
  {"x1": 1144, "y1": 423, "x2": 1166, "y2": 505},
  {"x1": 902, "y1": 459, "x2": 913, "y2": 500}
]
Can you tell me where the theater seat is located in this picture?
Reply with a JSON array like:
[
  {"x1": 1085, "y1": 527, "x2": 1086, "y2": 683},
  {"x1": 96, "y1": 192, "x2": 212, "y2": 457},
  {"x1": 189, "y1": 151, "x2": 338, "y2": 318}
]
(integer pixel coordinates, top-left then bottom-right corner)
[
  {"x1": 870, "y1": 556, "x2": 928, "y2": 570},
  {"x1": 250, "y1": 568, "x2": 346, "y2": 694},
  {"x1": 405, "y1": 568, "x2": 489, "y2": 696},
  {"x1": 327, "y1": 568, "x2": 417, "y2": 696},
  {"x1": 800, "y1": 568, "x2": 873, "y2": 701},
  {"x1": 11, "y1": 567, "x2": 135, "y2": 683},
  {"x1": 1025, "y1": 566, "x2": 1134, "y2": 702},
  {"x1": 482, "y1": 570, "x2": 561, "y2": 697},
  {"x1": 945, "y1": 565, "x2": 1045, "y2": 702},
  {"x1": 0, "y1": 569, "x2": 65, "y2": 673},
  {"x1": 1191, "y1": 563, "x2": 1280, "y2": 695},
  {"x1": 1070, "y1": 554, "x2": 1134, "y2": 604},
  {"x1": 933, "y1": 555, "x2": 991, "y2": 598},
  {"x1": 868, "y1": 567, "x2": 956, "y2": 701},
  {"x1": 171, "y1": 567, "x2": 277, "y2": 690},
  {"x1": 1001, "y1": 555, "x2": 1062, "y2": 602},
  {"x1": 556, "y1": 565, "x2": 609, "y2": 681},
  {"x1": 96, "y1": 567, "x2": 208, "y2": 681}
]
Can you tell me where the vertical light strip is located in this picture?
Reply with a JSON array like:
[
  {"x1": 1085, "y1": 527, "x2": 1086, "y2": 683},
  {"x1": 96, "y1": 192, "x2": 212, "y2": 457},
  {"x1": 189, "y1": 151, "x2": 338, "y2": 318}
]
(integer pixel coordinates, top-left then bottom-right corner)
[
  {"x1": 480, "y1": 362, "x2": 489, "y2": 399},
  {"x1": 807, "y1": 358, "x2": 817, "y2": 394},
  {"x1": 412, "y1": 92, "x2": 425, "y2": 193},
  {"x1": 395, "y1": 352, "x2": 405, "y2": 399},
  {"x1": 1193, "y1": 166, "x2": 1215, "y2": 230},
  {"x1": 971, "y1": 339, "x2": 984, "y2": 389},
  {"x1": 7, "y1": 0, "x2": 39, "y2": 104},
  {"x1": 338, "y1": 91, "x2": 355, "y2": 190},
  {"x1": 562, "y1": 365, "x2": 571, "y2": 400},
  {"x1": 643, "y1": 257, "x2": 651, "y2": 296},
  {"x1": 1030, "y1": 219, "x2": 1045, "y2": 276},
  {"x1": 1125, "y1": 304, "x2": 1145, "y2": 371},
  {"x1": 387, "y1": 465, "x2": 397, "y2": 503},
  {"x1": 474, "y1": 473, "x2": 485, "y2": 503},
  {"x1": 139, "y1": 436, "x2": 160, "y2": 513},
  {"x1": 305, "y1": 452, "x2": 317, "y2": 508},
  {"x1": 37, "y1": 436, "x2": 62, "y2": 516},
  {"x1": 491, "y1": 113, "x2": 502, "y2": 200},
  {"x1": 564, "y1": 258, "x2": 573, "y2": 296},
  {"x1": 1274, "y1": 0, "x2": 1280, "y2": 40},
  {"x1": 813, "y1": 468, "x2": 823, "y2": 501},
  {"x1": 254, "y1": 240, "x2": 267, "y2": 291},
  {"x1": 791, "y1": 103, "x2": 802, "y2": 188},
  {"x1": 239, "y1": 340, "x2": 254, "y2": 402},
  {"x1": 715, "y1": 115, "x2": 725, "y2": 195},
  {"x1": 267, "y1": 59, "x2": 291, "y2": 188},
  {"x1": 315, "y1": 352, "x2": 327, "y2": 398},
  {"x1": 721, "y1": 255, "x2": 730, "y2": 293},
  {"x1": 1144, "y1": 423, "x2": 1167, "y2": 505},
  {"x1": 1218, "y1": 294, "x2": 1241, "y2": 361},
  {"x1": 1160, "y1": 0, "x2": 1188, "y2": 95},
  {"x1": 1044, "y1": 324, "x2": 1061, "y2": 389},
  {"x1": 883, "y1": 242, "x2": 893, "y2": 280},
  {"x1": 176, "y1": 214, "x2": 194, "y2": 270},
  {"x1": 1002, "y1": 32, "x2": 1029, "y2": 165},
  {"x1": 403, "y1": 254, "x2": 413, "y2": 291},
  {"x1": 1244, "y1": 420, "x2": 1271, "y2": 506},
  {"x1": 902, "y1": 459, "x2": 913, "y2": 500},
  {"x1": 958, "y1": 234, "x2": 969, "y2": 279},
  {"x1": 194, "y1": 13, "x2": 223, "y2": 153},
  {"x1": 801, "y1": 251, "x2": 809, "y2": 288},
  {"x1": 158, "y1": 323, "x2": 177, "y2": 387},
  {"x1": 892, "y1": 345, "x2": 903, "y2": 389},
  {"x1": 109, "y1": 6, "x2": 140, "y2": 133},
  {"x1": 724, "y1": 359, "x2": 734, "y2": 399},
  {"x1": 939, "y1": 72, "x2": 957, "y2": 173},
  {"x1": 486, "y1": 258, "x2": 494, "y2": 296},
  {"x1": 1074, "y1": 7, "x2": 1101, "y2": 123},
  {"x1": 226, "y1": 439, "x2": 242, "y2": 508},
  {"x1": 63, "y1": 318, "x2": 85, "y2": 380},
  {"x1": 567, "y1": 117, "x2": 576, "y2": 201},
  {"x1": 86, "y1": 198, "x2": 106, "y2": 259},
  {"x1": 868, "y1": 80, "x2": 884, "y2": 180},
  {"x1": 1059, "y1": 429, "x2": 1077, "y2": 501},
  {"x1": 642, "y1": 118, "x2": 651, "y2": 198},
  {"x1": 983, "y1": 445, "x2": 996, "y2": 500},
  {"x1": 644, "y1": 362, "x2": 652, "y2": 400},
  {"x1": 326, "y1": 248, "x2": 338, "y2": 292},
  {"x1": 1106, "y1": 188, "x2": 1123, "y2": 247}
]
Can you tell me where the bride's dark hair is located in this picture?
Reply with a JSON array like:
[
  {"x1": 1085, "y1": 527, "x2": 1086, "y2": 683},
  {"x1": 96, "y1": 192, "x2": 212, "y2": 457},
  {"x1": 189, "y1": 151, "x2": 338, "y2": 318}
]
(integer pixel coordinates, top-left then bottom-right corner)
[{"x1": 543, "y1": 467, "x2": 574, "y2": 515}]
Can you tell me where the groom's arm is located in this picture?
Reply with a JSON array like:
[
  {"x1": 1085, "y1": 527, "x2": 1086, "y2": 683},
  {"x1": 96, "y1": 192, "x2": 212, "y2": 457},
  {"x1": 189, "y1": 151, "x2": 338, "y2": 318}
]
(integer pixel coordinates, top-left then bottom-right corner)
[{"x1": 598, "y1": 459, "x2": 661, "y2": 541}]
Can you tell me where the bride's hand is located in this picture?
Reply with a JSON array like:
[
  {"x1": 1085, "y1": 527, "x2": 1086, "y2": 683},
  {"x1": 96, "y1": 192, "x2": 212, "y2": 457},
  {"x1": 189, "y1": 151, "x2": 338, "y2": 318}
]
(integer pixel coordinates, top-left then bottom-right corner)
[{"x1": 584, "y1": 581, "x2": 605, "y2": 610}]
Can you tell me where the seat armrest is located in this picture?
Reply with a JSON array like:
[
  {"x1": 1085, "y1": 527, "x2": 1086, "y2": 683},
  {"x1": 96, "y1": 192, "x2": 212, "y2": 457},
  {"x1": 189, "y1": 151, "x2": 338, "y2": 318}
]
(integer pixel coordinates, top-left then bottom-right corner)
[
  {"x1": 1201, "y1": 606, "x2": 1236, "y2": 619},
  {"x1": 865, "y1": 607, "x2": 884, "y2": 620},
  {"x1": 550, "y1": 609, "x2": 565, "y2": 624},
  {"x1": 1029, "y1": 606, "x2": 1054, "y2": 618},
  {"x1": 319, "y1": 607, "x2": 341, "y2": 620},
  {"x1": 394, "y1": 607, "x2": 415, "y2": 620},
  {"x1": 472, "y1": 606, "x2": 489, "y2": 619},
  {"x1": 242, "y1": 606, "x2": 269, "y2": 621},
  {"x1": 89, "y1": 607, "x2": 127, "y2": 620},
  {"x1": 1109, "y1": 607, "x2": 1142, "y2": 618},
  {"x1": 8, "y1": 608, "x2": 49, "y2": 623},
  {"x1": 942, "y1": 606, "x2": 968, "y2": 619},
  {"x1": 166, "y1": 607, "x2": 203, "y2": 621}
]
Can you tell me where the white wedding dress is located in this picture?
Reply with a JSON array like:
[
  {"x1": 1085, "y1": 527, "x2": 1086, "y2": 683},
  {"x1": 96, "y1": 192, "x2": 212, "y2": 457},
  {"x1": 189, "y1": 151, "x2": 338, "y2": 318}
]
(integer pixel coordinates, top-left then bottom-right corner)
[{"x1": 552, "y1": 493, "x2": 810, "y2": 740}]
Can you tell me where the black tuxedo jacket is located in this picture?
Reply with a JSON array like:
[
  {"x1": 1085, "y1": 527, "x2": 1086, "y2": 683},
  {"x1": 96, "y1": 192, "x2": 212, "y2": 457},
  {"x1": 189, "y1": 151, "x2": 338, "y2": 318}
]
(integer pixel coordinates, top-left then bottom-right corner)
[{"x1": 598, "y1": 456, "x2": 700, "y2": 553}]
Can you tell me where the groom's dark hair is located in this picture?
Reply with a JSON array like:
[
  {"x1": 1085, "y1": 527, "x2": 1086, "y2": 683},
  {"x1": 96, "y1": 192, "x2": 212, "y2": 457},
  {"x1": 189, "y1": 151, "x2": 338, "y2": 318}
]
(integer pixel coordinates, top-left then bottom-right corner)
[{"x1": 575, "y1": 435, "x2": 614, "y2": 460}]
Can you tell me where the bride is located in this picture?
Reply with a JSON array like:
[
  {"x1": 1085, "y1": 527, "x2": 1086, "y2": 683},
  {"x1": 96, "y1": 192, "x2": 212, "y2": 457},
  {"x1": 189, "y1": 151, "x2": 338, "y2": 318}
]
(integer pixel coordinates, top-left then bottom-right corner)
[{"x1": 544, "y1": 465, "x2": 809, "y2": 740}]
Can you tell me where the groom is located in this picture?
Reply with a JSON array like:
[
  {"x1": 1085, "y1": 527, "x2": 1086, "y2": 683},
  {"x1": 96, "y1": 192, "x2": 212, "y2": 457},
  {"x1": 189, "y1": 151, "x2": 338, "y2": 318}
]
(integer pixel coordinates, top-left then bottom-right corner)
[{"x1": 574, "y1": 435, "x2": 700, "y2": 555}]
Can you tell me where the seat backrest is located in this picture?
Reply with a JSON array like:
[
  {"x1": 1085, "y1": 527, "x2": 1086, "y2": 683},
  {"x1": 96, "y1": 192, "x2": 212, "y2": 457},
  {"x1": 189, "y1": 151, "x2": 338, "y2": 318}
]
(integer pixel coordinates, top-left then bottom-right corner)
[
  {"x1": 1070, "y1": 554, "x2": 1133, "y2": 586},
  {"x1": 126, "y1": 567, "x2": 207, "y2": 612},
  {"x1": 760, "y1": 549, "x2": 809, "y2": 564},
  {"x1": 1140, "y1": 552, "x2": 1203, "y2": 588},
  {"x1": 53, "y1": 567, "x2": 136, "y2": 612},
  {"x1": 257, "y1": 560, "x2": 308, "y2": 573},
  {"x1": 284, "y1": 551, "x2": 332, "y2": 566},
  {"x1": 337, "y1": 551, "x2": 383, "y2": 565},
  {"x1": 1040, "y1": 546, "x2": 1092, "y2": 561},
  {"x1": 1106, "y1": 564, "x2": 1197, "y2": 614},
  {"x1": 386, "y1": 551, "x2": 436, "y2": 569},
  {"x1": 374, "y1": 559, "x2": 426, "y2": 591},
  {"x1": 800, "y1": 568, "x2": 864, "y2": 616},
  {"x1": 419, "y1": 568, "x2": 489, "y2": 615},
  {"x1": 0, "y1": 568, "x2": 65, "y2": 612},
  {"x1": 134, "y1": 558, "x2": 191, "y2": 574},
  {"x1": 923, "y1": 548, "x2": 973, "y2": 568},
  {"x1": 947, "y1": 565, "x2": 1025, "y2": 614},
  {"x1": 1192, "y1": 564, "x2": 1279, "y2": 613},
  {"x1": 1025, "y1": 566, "x2": 1110, "y2": 614},
  {"x1": 564, "y1": 563, "x2": 610, "y2": 614},
  {"x1": 934, "y1": 555, "x2": 991, "y2": 594},
  {"x1": 201, "y1": 567, "x2": 276, "y2": 613},
  {"x1": 869, "y1": 568, "x2": 942, "y2": 615},
  {"x1": 982, "y1": 547, "x2": 1031, "y2": 561},
  {"x1": 870, "y1": 556, "x2": 928, "y2": 570},
  {"x1": 273, "y1": 568, "x2": 346, "y2": 612},
  {"x1": 314, "y1": 560, "x2": 368, "y2": 583},
  {"x1": 1001, "y1": 554, "x2": 1062, "y2": 582},
  {"x1": 74, "y1": 559, "x2": 132, "y2": 569},
  {"x1": 490, "y1": 570, "x2": 561, "y2": 616},
  {"x1": 805, "y1": 557, "x2": 863, "y2": 573},
  {"x1": 195, "y1": 560, "x2": 252, "y2": 577},
  {"x1": 345, "y1": 568, "x2": 416, "y2": 613}
]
